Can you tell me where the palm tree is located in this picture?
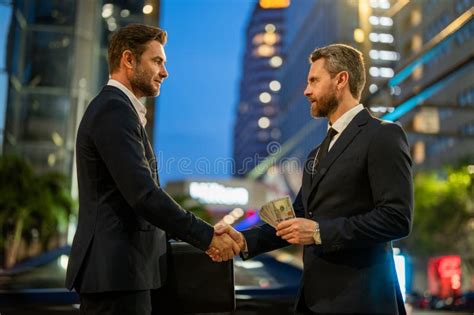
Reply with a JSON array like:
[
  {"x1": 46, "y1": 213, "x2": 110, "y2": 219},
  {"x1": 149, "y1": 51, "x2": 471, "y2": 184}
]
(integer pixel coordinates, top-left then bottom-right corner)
[
  {"x1": 0, "y1": 155, "x2": 73, "y2": 269},
  {"x1": 0, "y1": 155, "x2": 36, "y2": 268}
]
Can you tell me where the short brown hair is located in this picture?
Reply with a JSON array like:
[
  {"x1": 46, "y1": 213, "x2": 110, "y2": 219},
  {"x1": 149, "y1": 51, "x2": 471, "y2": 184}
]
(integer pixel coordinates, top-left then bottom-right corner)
[
  {"x1": 108, "y1": 23, "x2": 167, "y2": 73},
  {"x1": 310, "y1": 44, "x2": 366, "y2": 99}
]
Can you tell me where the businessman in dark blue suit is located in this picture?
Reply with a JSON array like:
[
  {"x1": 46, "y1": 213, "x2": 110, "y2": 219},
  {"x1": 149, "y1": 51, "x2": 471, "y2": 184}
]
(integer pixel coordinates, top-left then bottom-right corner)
[
  {"x1": 66, "y1": 24, "x2": 239, "y2": 315},
  {"x1": 212, "y1": 44, "x2": 413, "y2": 314}
]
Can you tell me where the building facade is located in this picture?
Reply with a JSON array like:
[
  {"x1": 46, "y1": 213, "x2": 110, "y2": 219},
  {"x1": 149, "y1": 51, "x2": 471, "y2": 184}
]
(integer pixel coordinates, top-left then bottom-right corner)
[
  {"x1": 233, "y1": 1, "x2": 288, "y2": 177},
  {"x1": 368, "y1": 0, "x2": 474, "y2": 169}
]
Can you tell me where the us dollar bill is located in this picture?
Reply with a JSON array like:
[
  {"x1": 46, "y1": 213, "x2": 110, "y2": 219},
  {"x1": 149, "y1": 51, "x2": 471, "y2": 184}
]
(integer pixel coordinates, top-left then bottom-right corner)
[
  {"x1": 272, "y1": 196, "x2": 295, "y2": 223},
  {"x1": 258, "y1": 196, "x2": 295, "y2": 227}
]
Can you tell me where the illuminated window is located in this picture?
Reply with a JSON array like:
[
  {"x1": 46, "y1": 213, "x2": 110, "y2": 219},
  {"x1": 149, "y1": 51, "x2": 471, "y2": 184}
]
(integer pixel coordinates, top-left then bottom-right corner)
[
  {"x1": 412, "y1": 34, "x2": 422, "y2": 53},
  {"x1": 259, "y1": 92, "x2": 272, "y2": 103},
  {"x1": 412, "y1": 64, "x2": 423, "y2": 80},
  {"x1": 369, "y1": 50, "x2": 379, "y2": 59},
  {"x1": 143, "y1": 4, "x2": 153, "y2": 14},
  {"x1": 369, "y1": 32, "x2": 394, "y2": 43},
  {"x1": 379, "y1": 33, "x2": 394, "y2": 43},
  {"x1": 269, "y1": 80, "x2": 281, "y2": 91},
  {"x1": 369, "y1": 33, "x2": 379, "y2": 42},
  {"x1": 379, "y1": 67, "x2": 394, "y2": 78},
  {"x1": 258, "y1": 117, "x2": 271, "y2": 129},
  {"x1": 269, "y1": 56, "x2": 283, "y2": 68},
  {"x1": 253, "y1": 33, "x2": 264, "y2": 45},
  {"x1": 265, "y1": 24, "x2": 276, "y2": 33},
  {"x1": 369, "y1": 16, "x2": 379, "y2": 25},
  {"x1": 102, "y1": 3, "x2": 113, "y2": 18},
  {"x1": 391, "y1": 86, "x2": 402, "y2": 96},
  {"x1": 255, "y1": 45, "x2": 275, "y2": 57},
  {"x1": 411, "y1": 8, "x2": 422, "y2": 26},
  {"x1": 369, "y1": 84, "x2": 378, "y2": 94},
  {"x1": 259, "y1": 0, "x2": 290, "y2": 9},
  {"x1": 370, "y1": 50, "x2": 399, "y2": 61},
  {"x1": 379, "y1": 0, "x2": 390, "y2": 9},
  {"x1": 354, "y1": 28, "x2": 365, "y2": 43},
  {"x1": 368, "y1": 15, "x2": 393, "y2": 27},
  {"x1": 263, "y1": 32, "x2": 279, "y2": 45},
  {"x1": 369, "y1": 67, "x2": 394, "y2": 78},
  {"x1": 379, "y1": 17, "x2": 393, "y2": 26},
  {"x1": 379, "y1": 50, "x2": 398, "y2": 61},
  {"x1": 369, "y1": 67, "x2": 380, "y2": 77},
  {"x1": 370, "y1": 0, "x2": 390, "y2": 9},
  {"x1": 120, "y1": 9, "x2": 130, "y2": 18}
]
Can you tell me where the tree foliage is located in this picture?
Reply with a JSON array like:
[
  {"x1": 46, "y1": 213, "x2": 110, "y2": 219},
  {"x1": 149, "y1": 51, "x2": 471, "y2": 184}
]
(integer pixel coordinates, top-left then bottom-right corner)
[
  {"x1": 0, "y1": 155, "x2": 73, "y2": 268},
  {"x1": 398, "y1": 166, "x2": 474, "y2": 257}
]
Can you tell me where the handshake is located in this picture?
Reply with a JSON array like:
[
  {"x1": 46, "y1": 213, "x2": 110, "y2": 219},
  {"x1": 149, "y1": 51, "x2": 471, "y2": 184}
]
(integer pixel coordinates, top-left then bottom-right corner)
[
  {"x1": 205, "y1": 196, "x2": 297, "y2": 262},
  {"x1": 206, "y1": 224, "x2": 244, "y2": 262},
  {"x1": 205, "y1": 196, "x2": 321, "y2": 262}
]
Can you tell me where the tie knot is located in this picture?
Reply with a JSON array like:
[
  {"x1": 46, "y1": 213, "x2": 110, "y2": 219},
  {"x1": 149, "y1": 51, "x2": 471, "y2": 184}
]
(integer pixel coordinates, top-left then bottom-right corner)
[{"x1": 327, "y1": 127, "x2": 338, "y2": 139}]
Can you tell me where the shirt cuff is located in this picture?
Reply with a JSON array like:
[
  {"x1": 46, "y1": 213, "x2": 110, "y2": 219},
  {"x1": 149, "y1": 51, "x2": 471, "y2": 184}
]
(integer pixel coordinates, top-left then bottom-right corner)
[
  {"x1": 240, "y1": 237, "x2": 250, "y2": 259},
  {"x1": 313, "y1": 222, "x2": 322, "y2": 244}
]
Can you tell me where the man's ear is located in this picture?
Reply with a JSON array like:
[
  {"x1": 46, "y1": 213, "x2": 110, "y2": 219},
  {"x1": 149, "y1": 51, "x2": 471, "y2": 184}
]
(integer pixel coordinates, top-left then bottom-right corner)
[
  {"x1": 121, "y1": 50, "x2": 135, "y2": 69},
  {"x1": 336, "y1": 71, "x2": 349, "y2": 91}
]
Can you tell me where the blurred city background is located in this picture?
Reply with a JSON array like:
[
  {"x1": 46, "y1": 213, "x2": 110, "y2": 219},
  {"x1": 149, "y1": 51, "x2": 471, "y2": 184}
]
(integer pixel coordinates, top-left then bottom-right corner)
[{"x1": 0, "y1": 0, "x2": 473, "y2": 314}]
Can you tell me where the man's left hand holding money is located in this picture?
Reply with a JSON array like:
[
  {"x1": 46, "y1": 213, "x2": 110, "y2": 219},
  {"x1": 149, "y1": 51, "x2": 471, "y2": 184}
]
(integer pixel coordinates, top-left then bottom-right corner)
[{"x1": 276, "y1": 218, "x2": 320, "y2": 245}]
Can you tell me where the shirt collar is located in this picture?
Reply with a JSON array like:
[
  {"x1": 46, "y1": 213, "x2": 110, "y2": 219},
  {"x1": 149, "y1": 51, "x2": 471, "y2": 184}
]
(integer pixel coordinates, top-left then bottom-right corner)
[
  {"x1": 107, "y1": 79, "x2": 147, "y2": 127},
  {"x1": 329, "y1": 104, "x2": 364, "y2": 134}
]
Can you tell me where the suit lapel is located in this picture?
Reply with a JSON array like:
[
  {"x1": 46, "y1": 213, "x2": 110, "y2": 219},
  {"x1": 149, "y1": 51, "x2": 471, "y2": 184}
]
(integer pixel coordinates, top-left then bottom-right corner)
[
  {"x1": 301, "y1": 147, "x2": 318, "y2": 213},
  {"x1": 140, "y1": 127, "x2": 160, "y2": 186},
  {"x1": 105, "y1": 85, "x2": 161, "y2": 186},
  {"x1": 304, "y1": 109, "x2": 370, "y2": 209}
]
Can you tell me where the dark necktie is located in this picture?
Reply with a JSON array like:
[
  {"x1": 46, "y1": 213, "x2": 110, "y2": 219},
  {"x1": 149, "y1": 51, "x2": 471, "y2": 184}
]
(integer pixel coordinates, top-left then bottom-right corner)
[{"x1": 313, "y1": 127, "x2": 338, "y2": 176}]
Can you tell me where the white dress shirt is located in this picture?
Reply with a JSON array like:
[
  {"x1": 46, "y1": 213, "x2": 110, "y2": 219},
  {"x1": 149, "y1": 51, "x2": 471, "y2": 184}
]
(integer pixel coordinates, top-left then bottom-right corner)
[
  {"x1": 107, "y1": 79, "x2": 147, "y2": 127},
  {"x1": 328, "y1": 104, "x2": 364, "y2": 151}
]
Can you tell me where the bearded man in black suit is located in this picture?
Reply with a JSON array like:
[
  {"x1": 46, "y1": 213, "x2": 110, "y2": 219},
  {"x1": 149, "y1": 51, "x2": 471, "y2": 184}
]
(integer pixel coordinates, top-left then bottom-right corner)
[
  {"x1": 66, "y1": 24, "x2": 240, "y2": 315},
  {"x1": 212, "y1": 44, "x2": 413, "y2": 314}
]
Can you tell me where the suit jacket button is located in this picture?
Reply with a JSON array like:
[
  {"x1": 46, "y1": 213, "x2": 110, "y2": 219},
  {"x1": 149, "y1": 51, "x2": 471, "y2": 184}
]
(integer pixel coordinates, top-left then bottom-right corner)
[{"x1": 308, "y1": 211, "x2": 313, "y2": 216}]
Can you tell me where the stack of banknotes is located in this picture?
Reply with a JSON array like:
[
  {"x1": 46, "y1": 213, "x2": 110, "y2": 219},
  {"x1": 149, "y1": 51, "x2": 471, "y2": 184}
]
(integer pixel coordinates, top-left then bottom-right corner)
[{"x1": 258, "y1": 196, "x2": 296, "y2": 228}]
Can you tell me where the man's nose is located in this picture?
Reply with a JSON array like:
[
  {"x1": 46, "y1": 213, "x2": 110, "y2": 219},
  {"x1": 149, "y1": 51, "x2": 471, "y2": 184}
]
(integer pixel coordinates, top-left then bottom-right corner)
[
  {"x1": 303, "y1": 86, "x2": 311, "y2": 97},
  {"x1": 160, "y1": 65, "x2": 169, "y2": 79}
]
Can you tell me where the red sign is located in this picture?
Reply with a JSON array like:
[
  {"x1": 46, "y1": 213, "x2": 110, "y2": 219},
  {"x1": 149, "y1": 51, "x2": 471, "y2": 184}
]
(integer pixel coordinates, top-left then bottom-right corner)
[{"x1": 428, "y1": 255, "x2": 462, "y2": 298}]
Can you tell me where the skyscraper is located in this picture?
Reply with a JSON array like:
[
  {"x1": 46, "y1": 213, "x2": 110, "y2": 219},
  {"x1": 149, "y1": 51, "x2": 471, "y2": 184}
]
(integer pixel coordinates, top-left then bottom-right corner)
[
  {"x1": 246, "y1": 1, "x2": 363, "y2": 194},
  {"x1": 368, "y1": 0, "x2": 474, "y2": 169},
  {"x1": 233, "y1": 0, "x2": 288, "y2": 177}
]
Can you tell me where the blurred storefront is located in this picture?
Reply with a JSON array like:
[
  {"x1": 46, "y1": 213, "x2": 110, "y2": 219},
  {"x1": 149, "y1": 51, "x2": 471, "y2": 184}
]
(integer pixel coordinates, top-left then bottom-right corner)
[{"x1": 165, "y1": 178, "x2": 276, "y2": 227}]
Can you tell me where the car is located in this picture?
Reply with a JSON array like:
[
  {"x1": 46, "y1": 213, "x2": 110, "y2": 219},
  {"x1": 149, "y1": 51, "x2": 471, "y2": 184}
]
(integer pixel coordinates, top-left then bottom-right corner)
[{"x1": 0, "y1": 245, "x2": 302, "y2": 315}]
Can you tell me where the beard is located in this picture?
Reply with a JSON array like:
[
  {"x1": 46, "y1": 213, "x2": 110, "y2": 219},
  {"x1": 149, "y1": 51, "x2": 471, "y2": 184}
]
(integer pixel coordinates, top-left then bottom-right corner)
[
  {"x1": 310, "y1": 89, "x2": 339, "y2": 118},
  {"x1": 130, "y1": 64, "x2": 159, "y2": 97}
]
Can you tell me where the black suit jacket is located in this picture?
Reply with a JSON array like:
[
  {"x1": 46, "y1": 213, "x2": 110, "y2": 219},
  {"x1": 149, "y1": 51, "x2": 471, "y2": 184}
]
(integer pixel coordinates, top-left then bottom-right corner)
[
  {"x1": 243, "y1": 109, "x2": 413, "y2": 314},
  {"x1": 66, "y1": 86, "x2": 214, "y2": 293}
]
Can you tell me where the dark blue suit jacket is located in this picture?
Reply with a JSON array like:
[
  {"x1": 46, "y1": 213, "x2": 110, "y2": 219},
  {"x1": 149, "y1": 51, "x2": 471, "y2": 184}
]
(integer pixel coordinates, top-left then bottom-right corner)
[
  {"x1": 243, "y1": 109, "x2": 413, "y2": 314},
  {"x1": 66, "y1": 86, "x2": 214, "y2": 293}
]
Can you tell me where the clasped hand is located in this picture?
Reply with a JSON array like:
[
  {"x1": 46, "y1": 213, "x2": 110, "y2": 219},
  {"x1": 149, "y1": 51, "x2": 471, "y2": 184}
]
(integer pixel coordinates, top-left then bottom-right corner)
[
  {"x1": 206, "y1": 224, "x2": 245, "y2": 262},
  {"x1": 206, "y1": 218, "x2": 316, "y2": 262}
]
